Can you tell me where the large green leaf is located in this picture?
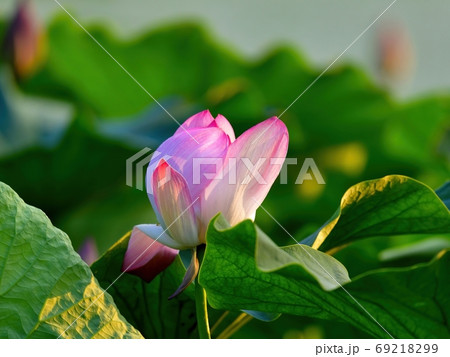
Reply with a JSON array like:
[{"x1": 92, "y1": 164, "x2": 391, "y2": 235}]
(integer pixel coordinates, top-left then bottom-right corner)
[
  {"x1": 0, "y1": 182, "x2": 142, "y2": 338},
  {"x1": 253, "y1": 224, "x2": 350, "y2": 291},
  {"x1": 200, "y1": 216, "x2": 450, "y2": 338},
  {"x1": 91, "y1": 232, "x2": 198, "y2": 338},
  {"x1": 301, "y1": 175, "x2": 450, "y2": 251}
]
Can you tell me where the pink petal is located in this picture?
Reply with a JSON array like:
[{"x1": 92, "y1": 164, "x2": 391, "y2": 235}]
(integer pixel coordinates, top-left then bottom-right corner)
[
  {"x1": 152, "y1": 160, "x2": 201, "y2": 248},
  {"x1": 210, "y1": 114, "x2": 236, "y2": 142},
  {"x1": 147, "y1": 127, "x2": 230, "y2": 206},
  {"x1": 136, "y1": 223, "x2": 185, "y2": 249},
  {"x1": 201, "y1": 117, "x2": 288, "y2": 227},
  {"x1": 122, "y1": 226, "x2": 179, "y2": 283},
  {"x1": 175, "y1": 110, "x2": 236, "y2": 142},
  {"x1": 174, "y1": 110, "x2": 215, "y2": 135}
]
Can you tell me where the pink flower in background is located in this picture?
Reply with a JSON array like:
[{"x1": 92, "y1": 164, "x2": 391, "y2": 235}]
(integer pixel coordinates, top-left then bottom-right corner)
[
  {"x1": 123, "y1": 110, "x2": 288, "y2": 294},
  {"x1": 78, "y1": 237, "x2": 99, "y2": 266},
  {"x1": 2, "y1": 0, "x2": 46, "y2": 79},
  {"x1": 378, "y1": 23, "x2": 415, "y2": 83}
]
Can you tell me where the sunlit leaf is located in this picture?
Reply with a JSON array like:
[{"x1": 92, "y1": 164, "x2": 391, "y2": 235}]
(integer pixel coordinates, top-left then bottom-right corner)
[
  {"x1": 0, "y1": 182, "x2": 142, "y2": 338},
  {"x1": 200, "y1": 216, "x2": 450, "y2": 338},
  {"x1": 301, "y1": 175, "x2": 450, "y2": 251}
]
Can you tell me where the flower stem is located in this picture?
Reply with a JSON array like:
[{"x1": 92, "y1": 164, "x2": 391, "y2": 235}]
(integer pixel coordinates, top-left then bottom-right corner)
[
  {"x1": 195, "y1": 275, "x2": 211, "y2": 339},
  {"x1": 216, "y1": 313, "x2": 253, "y2": 339},
  {"x1": 210, "y1": 311, "x2": 229, "y2": 335},
  {"x1": 195, "y1": 245, "x2": 210, "y2": 339}
]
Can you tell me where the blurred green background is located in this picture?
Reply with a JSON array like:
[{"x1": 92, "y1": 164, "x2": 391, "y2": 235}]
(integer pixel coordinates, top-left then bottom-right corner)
[{"x1": 0, "y1": 0, "x2": 449, "y2": 338}]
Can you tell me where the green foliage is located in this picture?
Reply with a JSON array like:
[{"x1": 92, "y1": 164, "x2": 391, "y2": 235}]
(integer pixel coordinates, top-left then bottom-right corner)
[
  {"x1": 383, "y1": 97, "x2": 450, "y2": 177},
  {"x1": 91, "y1": 232, "x2": 198, "y2": 338},
  {"x1": 22, "y1": 19, "x2": 244, "y2": 118},
  {"x1": 200, "y1": 214, "x2": 450, "y2": 338},
  {"x1": 301, "y1": 175, "x2": 450, "y2": 251},
  {"x1": 0, "y1": 182, "x2": 142, "y2": 338}
]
